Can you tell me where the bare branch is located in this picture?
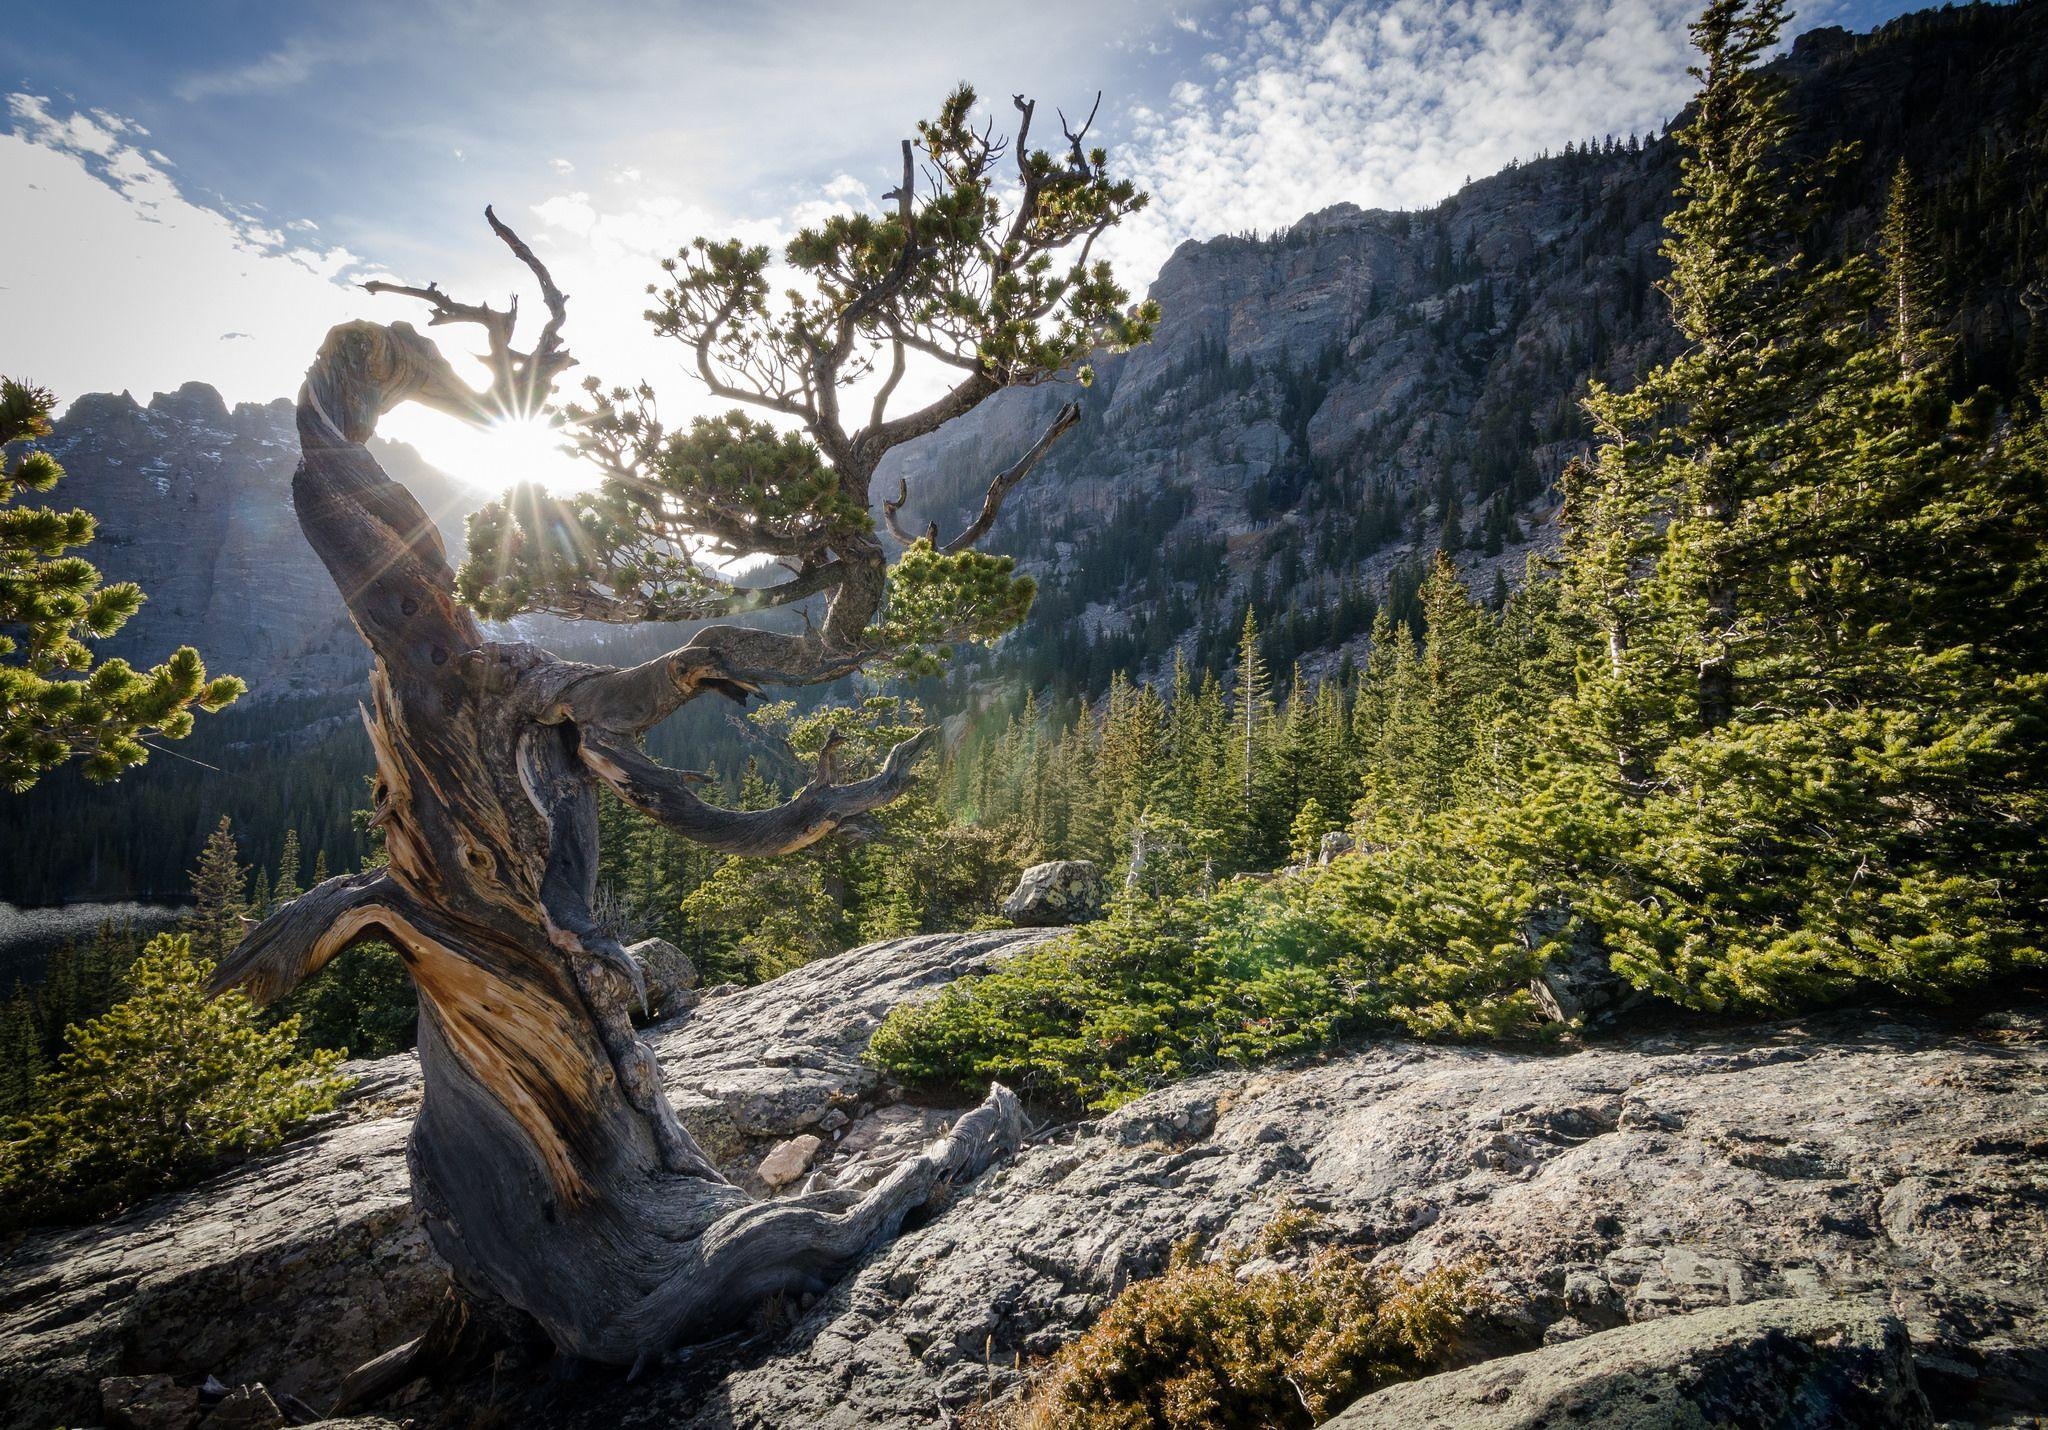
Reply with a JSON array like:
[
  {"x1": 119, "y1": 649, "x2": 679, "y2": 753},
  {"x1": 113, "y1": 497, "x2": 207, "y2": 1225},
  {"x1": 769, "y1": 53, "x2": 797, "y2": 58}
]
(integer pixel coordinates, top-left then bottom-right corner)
[
  {"x1": 355, "y1": 208, "x2": 577, "y2": 427},
  {"x1": 207, "y1": 869, "x2": 400, "y2": 1006},
  {"x1": 868, "y1": 336, "x2": 908, "y2": 430},
  {"x1": 940, "y1": 400, "x2": 1079, "y2": 553},
  {"x1": 881, "y1": 476, "x2": 941, "y2": 548},
  {"x1": 579, "y1": 726, "x2": 937, "y2": 857},
  {"x1": 1059, "y1": 91, "x2": 1103, "y2": 171}
]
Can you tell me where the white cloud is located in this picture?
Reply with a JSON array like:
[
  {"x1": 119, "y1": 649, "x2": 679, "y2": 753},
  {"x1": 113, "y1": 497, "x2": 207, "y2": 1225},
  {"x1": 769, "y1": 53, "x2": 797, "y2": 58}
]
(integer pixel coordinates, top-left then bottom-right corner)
[
  {"x1": 1106, "y1": 0, "x2": 1700, "y2": 283},
  {"x1": 0, "y1": 95, "x2": 369, "y2": 410},
  {"x1": 174, "y1": 41, "x2": 328, "y2": 102}
]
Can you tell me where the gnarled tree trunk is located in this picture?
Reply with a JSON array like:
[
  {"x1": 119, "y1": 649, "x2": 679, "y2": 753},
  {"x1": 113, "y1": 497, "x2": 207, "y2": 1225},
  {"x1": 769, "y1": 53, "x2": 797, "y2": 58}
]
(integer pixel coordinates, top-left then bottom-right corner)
[{"x1": 209, "y1": 283, "x2": 1020, "y2": 1375}]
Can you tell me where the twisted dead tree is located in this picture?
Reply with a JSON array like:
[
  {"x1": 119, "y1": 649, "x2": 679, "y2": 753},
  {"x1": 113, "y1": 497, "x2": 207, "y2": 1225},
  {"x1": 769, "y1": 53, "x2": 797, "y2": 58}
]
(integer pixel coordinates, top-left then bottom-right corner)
[{"x1": 207, "y1": 88, "x2": 1154, "y2": 1380}]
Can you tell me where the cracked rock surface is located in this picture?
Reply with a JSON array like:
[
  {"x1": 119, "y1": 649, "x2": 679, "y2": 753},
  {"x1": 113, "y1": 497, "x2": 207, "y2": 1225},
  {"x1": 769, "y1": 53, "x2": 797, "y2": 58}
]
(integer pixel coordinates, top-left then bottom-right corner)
[
  {"x1": 0, "y1": 929, "x2": 1052, "y2": 1429},
  {"x1": 659, "y1": 1005, "x2": 2046, "y2": 1429},
  {"x1": 4, "y1": 938, "x2": 2042, "y2": 1430}
]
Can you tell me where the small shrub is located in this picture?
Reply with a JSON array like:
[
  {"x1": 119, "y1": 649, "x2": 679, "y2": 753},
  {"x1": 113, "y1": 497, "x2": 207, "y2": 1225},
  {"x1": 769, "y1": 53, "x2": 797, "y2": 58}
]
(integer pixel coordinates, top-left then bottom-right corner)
[
  {"x1": 1011, "y1": 1239, "x2": 1486, "y2": 1430},
  {"x1": 869, "y1": 815, "x2": 1549, "y2": 1113},
  {"x1": 0, "y1": 934, "x2": 349, "y2": 1228}
]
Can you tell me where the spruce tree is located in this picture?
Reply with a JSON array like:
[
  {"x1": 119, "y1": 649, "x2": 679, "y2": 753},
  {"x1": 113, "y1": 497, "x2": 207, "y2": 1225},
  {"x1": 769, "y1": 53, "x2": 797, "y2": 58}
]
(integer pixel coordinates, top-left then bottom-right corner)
[
  {"x1": 186, "y1": 815, "x2": 250, "y2": 961},
  {"x1": 1539, "y1": 0, "x2": 2048, "y2": 1008},
  {"x1": 0, "y1": 379, "x2": 243, "y2": 792},
  {"x1": 273, "y1": 828, "x2": 304, "y2": 906},
  {"x1": 0, "y1": 934, "x2": 346, "y2": 1227}
]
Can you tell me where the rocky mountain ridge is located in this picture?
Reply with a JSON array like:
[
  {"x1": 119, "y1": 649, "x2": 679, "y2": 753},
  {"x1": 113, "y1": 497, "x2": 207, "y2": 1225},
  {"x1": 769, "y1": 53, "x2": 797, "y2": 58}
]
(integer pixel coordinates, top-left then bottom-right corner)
[
  {"x1": 886, "y1": 1, "x2": 2048, "y2": 694},
  {"x1": 29, "y1": 7, "x2": 2046, "y2": 716},
  {"x1": 32, "y1": 384, "x2": 478, "y2": 702}
]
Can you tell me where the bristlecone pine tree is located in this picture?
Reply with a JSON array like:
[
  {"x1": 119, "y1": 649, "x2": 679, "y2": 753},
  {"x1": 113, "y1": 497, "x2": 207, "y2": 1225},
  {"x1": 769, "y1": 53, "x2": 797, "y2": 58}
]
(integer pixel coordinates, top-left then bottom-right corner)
[
  {"x1": 0, "y1": 378, "x2": 243, "y2": 792},
  {"x1": 204, "y1": 89, "x2": 1155, "y2": 1388}
]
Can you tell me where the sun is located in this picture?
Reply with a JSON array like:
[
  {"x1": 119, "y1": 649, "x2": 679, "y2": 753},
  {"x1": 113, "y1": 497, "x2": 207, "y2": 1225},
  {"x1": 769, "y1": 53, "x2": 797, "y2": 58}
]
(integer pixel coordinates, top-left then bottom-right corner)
[
  {"x1": 468, "y1": 414, "x2": 593, "y2": 495},
  {"x1": 379, "y1": 405, "x2": 596, "y2": 497}
]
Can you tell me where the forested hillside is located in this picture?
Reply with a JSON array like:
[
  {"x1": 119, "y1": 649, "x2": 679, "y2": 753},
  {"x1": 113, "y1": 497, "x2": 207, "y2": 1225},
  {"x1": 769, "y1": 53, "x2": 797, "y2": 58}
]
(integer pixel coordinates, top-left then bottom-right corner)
[
  {"x1": 5, "y1": 0, "x2": 2043, "y2": 913},
  {"x1": 898, "y1": 1, "x2": 2048, "y2": 703}
]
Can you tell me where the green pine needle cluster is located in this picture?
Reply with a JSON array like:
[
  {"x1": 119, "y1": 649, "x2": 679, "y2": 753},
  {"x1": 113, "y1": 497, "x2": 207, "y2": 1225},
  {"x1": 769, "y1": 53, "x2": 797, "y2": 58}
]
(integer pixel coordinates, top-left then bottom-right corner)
[{"x1": 0, "y1": 934, "x2": 348, "y2": 1229}]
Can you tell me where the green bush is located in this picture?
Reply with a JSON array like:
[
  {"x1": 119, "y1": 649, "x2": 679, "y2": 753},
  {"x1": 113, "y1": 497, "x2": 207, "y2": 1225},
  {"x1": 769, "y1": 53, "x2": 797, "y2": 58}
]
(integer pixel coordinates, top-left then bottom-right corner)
[
  {"x1": 869, "y1": 816, "x2": 1549, "y2": 1114},
  {"x1": 1008, "y1": 1234, "x2": 1485, "y2": 1429},
  {"x1": 0, "y1": 934, "x2": 349, "y2": 1228}
]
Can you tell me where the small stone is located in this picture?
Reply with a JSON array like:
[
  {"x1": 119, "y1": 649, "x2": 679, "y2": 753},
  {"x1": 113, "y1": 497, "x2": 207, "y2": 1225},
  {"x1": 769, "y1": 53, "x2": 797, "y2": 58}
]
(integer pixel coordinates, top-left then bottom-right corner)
[
  {"x1": 100, "y1": 1374, "x2": 200, "y2": 1430},
  {"x1": 757, "y1": 1134, "x2": 825, "y2": 1189},
  {"x1": 205, "y1": 1383, "x2": 287, "y2": 1430}
]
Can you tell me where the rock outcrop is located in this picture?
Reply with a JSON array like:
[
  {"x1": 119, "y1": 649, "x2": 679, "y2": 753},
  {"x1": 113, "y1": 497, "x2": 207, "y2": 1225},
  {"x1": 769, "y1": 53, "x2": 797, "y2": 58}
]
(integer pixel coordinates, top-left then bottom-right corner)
[
  {"x1": 671, "y1": 1005, "x2": 2047, "y2": 1430},
  {"x1": 1325, "y1": 1297, "x2": 1933, "y2": 1429},
  {"x1": 4, "y1": 930, "x2": 2042, "y2": 1430},
  {"x1": 0, "y1": 928, "x2": 1053, "y2": 1428}
]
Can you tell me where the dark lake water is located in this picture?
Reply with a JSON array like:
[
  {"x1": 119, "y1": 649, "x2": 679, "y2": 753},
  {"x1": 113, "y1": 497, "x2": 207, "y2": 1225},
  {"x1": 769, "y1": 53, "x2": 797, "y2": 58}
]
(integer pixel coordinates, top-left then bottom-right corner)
[{"x1": 0, "y1": 900, "x2": 185, "y2": 988}]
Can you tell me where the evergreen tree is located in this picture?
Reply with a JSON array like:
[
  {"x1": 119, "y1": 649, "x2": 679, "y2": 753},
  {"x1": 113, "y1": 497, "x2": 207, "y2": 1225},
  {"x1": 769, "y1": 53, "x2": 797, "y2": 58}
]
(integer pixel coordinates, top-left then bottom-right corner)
[
  {"x1": 1289, "y1": 798, "x2": 1335, "y2": 866},
  {"x1": 186, "y1": 815, "x2": 250, "y2": 961},
  {"x1": 0, "y1": 379, "x2": 242, "y2": 792},
  {"x1": 273, "y1": 828, "x2": 304, "y2": 906},
  {"x1": 0, "y1": 934, "x2": 347, "y2": 1227},
  {"x1": 1537, "y1": 0, "x2": 2048, "y2": 1008},
  {"x1": 0, "y1": 991, "x2": 40, "y2": 1114}
]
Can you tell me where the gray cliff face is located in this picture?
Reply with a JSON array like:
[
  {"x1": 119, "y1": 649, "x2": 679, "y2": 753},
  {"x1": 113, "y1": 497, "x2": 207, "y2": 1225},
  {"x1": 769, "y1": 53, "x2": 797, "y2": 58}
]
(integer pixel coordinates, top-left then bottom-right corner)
[
  {"x1": 4, "y1": 926, "x2": 2041, "y2": 1429},
  {"x1": 882, "y1": 4, "x2": 2048, "y2": 686},
  {"x1": 35, "y1": 385, "x2": 477, "y2": 701}
]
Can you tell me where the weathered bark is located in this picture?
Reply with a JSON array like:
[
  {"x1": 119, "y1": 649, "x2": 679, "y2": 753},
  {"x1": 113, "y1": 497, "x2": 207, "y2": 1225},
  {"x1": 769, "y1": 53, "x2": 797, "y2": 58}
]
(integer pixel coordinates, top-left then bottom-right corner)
[{"x1": 209, "y1": 225, "x2": 1021, "y2": 1378}]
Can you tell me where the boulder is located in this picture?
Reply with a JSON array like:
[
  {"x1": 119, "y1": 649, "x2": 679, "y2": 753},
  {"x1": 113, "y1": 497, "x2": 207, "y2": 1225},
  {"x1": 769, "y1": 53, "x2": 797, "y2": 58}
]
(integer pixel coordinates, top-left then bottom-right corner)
[
  {"x1": 626, "y1": 936, "x2": 700, "y2": 1021},
  {"x1": 1322, "y1": 1297, "x2": 1932, "y2": 1428},
  {"x1": 1317, "y1": 831, "x2": 1355, "y2": 865},
  {"x1": 99, "y1": 1374, "x2": 199, "y2": 1430},
  {"x1": 204, "y1": 1383, "x2": 288, "y2": 1430},
  {"x1": 1002, "y1": 859, "x2": 1105, "y2": 927},
  {"x1": 1523, "y1": 906, "x2": 1640, "y2": 1025}
]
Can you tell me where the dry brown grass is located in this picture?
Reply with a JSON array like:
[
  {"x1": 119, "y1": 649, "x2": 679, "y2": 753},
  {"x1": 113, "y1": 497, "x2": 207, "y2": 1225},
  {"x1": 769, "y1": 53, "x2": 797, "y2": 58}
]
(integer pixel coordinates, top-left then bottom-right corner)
[{"x1": 1003, "y1": 1227, "x2": 1487, "y2": 1430}]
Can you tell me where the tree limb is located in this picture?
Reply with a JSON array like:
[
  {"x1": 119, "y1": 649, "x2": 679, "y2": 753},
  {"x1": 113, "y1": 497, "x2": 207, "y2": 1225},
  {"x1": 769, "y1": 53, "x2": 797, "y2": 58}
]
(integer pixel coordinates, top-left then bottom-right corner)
[
  {"x1": 578, "y1": 725, "x2": 937, "y2": 857},
  {"x1": 882, "y1": 399, "x2": 1076, "y2": 552},
  {"x1": 357, "y1": 207, "x2": 575, "y2": 427},
  {"x1": 952, "y1": 401, "x2": 1079, "y2": 553},
  {"x1": 207, "y1": 869, "x2": 401, "y2": 1006}
]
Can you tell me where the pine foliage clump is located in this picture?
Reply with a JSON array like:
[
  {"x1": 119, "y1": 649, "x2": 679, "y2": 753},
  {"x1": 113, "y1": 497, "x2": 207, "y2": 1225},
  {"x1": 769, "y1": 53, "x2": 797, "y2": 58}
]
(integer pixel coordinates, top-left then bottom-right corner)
[{"x1": 0, "y1": 934, "x2": 348, "y2": 1228}]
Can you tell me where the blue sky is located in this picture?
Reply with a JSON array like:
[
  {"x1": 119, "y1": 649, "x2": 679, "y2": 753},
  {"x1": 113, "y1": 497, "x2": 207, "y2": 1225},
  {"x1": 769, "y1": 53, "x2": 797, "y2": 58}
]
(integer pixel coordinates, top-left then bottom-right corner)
[{"x1": 2, "y1": 0, "x2": 1935, "y2": 481}]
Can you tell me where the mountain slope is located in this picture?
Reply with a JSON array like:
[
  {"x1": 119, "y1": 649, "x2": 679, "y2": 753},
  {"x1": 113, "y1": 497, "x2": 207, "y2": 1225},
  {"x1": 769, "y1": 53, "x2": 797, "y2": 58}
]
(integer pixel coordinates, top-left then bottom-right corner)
[
  {"x1": 886, "y1": 1, "x2": 2048, "y2": 697},
  {"x1": 34, "y1": 383, "x2": 479, "y2": 701}
]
